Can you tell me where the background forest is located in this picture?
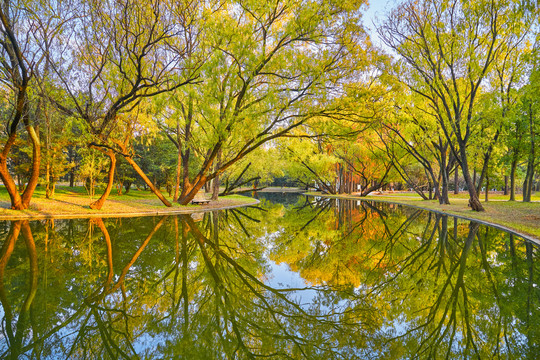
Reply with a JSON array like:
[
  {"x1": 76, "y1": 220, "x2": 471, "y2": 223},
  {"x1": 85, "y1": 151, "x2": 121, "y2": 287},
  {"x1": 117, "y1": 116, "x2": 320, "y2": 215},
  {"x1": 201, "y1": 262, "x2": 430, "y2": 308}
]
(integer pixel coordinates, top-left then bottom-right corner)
[{"x1": 0, "y1": 0, "x2": 538, "y2": 212}]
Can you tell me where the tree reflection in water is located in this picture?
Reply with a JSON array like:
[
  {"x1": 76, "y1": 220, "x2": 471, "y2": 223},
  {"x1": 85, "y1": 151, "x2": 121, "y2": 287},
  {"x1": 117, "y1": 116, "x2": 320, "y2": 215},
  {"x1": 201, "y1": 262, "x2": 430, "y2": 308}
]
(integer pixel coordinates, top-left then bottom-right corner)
[{"x1": 0, "y1": 195, "x2": 538, "y2": 359}]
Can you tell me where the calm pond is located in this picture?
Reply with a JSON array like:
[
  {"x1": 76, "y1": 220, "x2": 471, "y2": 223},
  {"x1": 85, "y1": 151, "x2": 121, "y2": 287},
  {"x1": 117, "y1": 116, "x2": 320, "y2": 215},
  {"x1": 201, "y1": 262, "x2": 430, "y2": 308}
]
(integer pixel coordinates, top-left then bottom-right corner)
[{"x1": 0, "y1": 193, "x2": 539, "y2": 359}]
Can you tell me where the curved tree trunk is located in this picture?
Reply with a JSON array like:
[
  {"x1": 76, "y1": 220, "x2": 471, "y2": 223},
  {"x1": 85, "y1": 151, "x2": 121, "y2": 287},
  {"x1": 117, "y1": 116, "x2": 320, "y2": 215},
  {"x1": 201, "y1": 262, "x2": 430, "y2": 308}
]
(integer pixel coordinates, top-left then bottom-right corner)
[
  {"x1": 86, "y1": 218, "x2": 114, "y2": 303},
  {"x1": 90, "y1": 150, "x2": 116, "y2": 210},
  {"x1": 0, "y1": 125, "x2": 41, "y2": 210},
  {"x1": 21, "y1": 125, "x2": 41, "y2": 208},
  {"x1": 0, "y1": 133, "x2": 24, "y2": 209}
]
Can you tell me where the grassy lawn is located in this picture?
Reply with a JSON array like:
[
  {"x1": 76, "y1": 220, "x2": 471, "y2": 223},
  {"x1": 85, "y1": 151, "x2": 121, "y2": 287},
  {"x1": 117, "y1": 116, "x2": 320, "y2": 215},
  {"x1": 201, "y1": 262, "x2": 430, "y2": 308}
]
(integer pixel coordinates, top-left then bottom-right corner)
[
  {"x1": 308, "y1": 191, "x2": 540, "y2": 241},
  {"x1": 0, "y1": 185, "x2": 258, "y2": 219}
]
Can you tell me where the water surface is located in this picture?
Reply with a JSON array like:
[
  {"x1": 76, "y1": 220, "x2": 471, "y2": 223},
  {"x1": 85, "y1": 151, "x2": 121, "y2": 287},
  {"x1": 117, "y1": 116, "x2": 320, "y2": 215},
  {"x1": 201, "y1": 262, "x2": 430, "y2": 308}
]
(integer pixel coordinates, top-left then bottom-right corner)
[{"x1": 1, "y1": 194, "x2": 538, "y2": 359}]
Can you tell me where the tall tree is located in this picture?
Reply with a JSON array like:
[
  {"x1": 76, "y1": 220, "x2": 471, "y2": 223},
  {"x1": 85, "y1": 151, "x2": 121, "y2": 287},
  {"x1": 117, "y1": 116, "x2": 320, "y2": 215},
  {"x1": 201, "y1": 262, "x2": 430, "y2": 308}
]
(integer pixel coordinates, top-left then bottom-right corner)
[
  {"x1": 377, "y1": 0, "x2": 531, "y2": 211},
  {"x1": 0, "y1": 2, "x2": 42, "y2": 209},
  {"x1": 47, "y1": 0, "x2": 200, "y2": 208},
  {"x1": 168, "y1": 0, "x2": 371, "y2": 204}
]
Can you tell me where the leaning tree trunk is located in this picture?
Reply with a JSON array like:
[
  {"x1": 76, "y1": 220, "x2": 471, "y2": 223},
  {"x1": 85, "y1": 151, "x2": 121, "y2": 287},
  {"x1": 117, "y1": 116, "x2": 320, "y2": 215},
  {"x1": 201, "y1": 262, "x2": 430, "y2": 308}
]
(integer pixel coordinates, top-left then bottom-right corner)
[
  {"x1": 109, "y1": 140, "x2": 173, "y2": 207},
  {"x1": 123, "y1": 156, "x2": 172, "y2": 207},
  {"x1": 90, "y1": 150, "x2": 116, "y2": 210}
]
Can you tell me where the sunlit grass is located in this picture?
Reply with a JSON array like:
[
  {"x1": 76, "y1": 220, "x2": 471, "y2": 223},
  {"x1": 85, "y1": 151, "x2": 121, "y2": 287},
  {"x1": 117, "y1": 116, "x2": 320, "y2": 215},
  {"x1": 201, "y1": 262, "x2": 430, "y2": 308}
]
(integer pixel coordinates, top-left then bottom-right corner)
[{"x1": 0, "y1": 185, "x2": 257, "y2": 219}]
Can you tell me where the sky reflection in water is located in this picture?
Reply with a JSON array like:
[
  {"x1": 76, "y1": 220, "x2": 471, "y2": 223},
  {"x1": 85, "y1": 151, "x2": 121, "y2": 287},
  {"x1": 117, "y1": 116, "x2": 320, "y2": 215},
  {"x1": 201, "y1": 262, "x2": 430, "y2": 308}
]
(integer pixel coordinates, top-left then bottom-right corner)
[{"x1": 0, "y1": 193, "x2": 538, "y2": 359}]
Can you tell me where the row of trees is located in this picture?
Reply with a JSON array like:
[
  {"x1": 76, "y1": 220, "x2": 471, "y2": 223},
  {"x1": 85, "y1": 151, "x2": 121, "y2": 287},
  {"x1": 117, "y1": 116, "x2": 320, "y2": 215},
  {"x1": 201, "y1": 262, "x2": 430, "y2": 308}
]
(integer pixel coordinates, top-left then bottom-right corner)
[
  {"x1": 277, "y1": 0, "x2": 539, "y2": 211},
  {"x1": 0, "y1": 0, "x2": 371, "y2": 209},
  {"x1": 0, "y1": 0, "x2": 538, "y2": 212}
]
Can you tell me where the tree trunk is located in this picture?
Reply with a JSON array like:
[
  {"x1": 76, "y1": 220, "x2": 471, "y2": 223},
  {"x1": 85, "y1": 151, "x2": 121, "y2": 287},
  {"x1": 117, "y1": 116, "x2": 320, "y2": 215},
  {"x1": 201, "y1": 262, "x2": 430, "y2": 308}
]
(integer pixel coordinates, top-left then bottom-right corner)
[
  {"x1": 69, "y1": 169, "x2": 75, "y2": 187},
  {"x1": 123, "y1": 156, "x2": 171, "y2": 206},
  {"x1": 454, "y1": 139, "x2": 484, "y2": 210},
  {"x1": 173, "y1": 144, "x2": 182, "y2": 202},
  {"x1": 440, "y1": 172, "x2": 450, "y2": 204},
  {"x1": 124, "y1": 181, "x2": 131, "y2": 194},
  {"x1": 0, "y1": 126, "x2": 42, "y2": 211},
  {"x1": 45, "y1": 161, "x2": 51, "y2": 199},
  {"x1": 50, "y1": 178, "x2": 56, "y2": 199},
  {"x1": 116, "y1": 180, "x2": 123, "y2": 195},
  {"x1": 460, "y1": 146, "x2": 484, "y2": 211},
  {"x1": 17, "y1": 175, "x2": 23, "y2": 192},
  {"x1": 177, "y1": 144, "x2": 223, "y2": 204},
  {"x1": 439, "y1": 146, "x2": 450, "y2": 204},
  {"x1": 337, "y1": 164, "x2": 344, "y2": 194},
  {"x1": 523, "y1": 104, "x2": 535, "y2": 203},
  {"x1": 110, "y1": 139, "x2": 173, "y2": 207},
  {"x1": 476, "y1": 128, "x2": 501, "y2": 195},
  {"x1": 485, "y1": 173, "x2": 489, "y2": 202},
  {"x1": 45, "y1": 125, "x2": 52, "y2": 199},
  {"x1": 510, "y1": 158, "x2": 517, "y2": 201},
  {"x1": 211, "y1": 149, "x2": 221, "y2": 201},
  {"x1": 454, "y1": 165, "x2": 459, "y2": 194},
  {"x1": 0, "y1": 8, "x2": 36, "y2": 211},
  {"x1": 19, "y1": 125, "x2": 41, "y2": 209},
  {"x1": 504, "y1": 175, "x2": 508, "y2": 195},
  {"x1": 178, "y1": 177, "x2": 208, "y2": 205},
  {"x1": 523, "y1": 165, "x2": 534, "y2": 202},
  {"x1": 0, "y1": 134, "x2": 23, "y2": 209},
  {"x1": 90, "y1": 151, "x2": 116, "y2": 210}
]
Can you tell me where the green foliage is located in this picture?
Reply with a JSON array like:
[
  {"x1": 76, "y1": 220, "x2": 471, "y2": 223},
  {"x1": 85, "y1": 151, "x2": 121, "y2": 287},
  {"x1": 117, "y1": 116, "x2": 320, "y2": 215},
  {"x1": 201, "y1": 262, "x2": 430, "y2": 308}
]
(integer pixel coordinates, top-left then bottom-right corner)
[{"x1": 2, "y1": 196, "x2": 539, "y2": 358}]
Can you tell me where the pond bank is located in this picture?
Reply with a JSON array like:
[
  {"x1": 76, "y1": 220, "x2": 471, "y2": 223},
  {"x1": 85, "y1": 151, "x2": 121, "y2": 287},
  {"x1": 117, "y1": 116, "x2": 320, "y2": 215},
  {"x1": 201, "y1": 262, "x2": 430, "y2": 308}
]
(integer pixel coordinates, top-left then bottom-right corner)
[
  {"x1": 0, "y1": 193, "x2": 259, "y2": 220},
  {"x1": 307, "y1": 192, "x2": 540, "y2": 245}
]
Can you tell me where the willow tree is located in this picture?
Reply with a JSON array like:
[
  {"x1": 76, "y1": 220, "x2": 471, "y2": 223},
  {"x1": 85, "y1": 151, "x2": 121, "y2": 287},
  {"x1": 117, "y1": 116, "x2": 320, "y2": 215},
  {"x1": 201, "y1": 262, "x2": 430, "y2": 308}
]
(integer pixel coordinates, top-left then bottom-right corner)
[
  {"x1": 377, "y1": 0, "x2": 531, "y2": 211},
  {"x1": 47, "y1": 0, "x2": 200, "y2": 209},
  {"x1": 165, "y1": 0, "x2": 372, "y2": 205}
]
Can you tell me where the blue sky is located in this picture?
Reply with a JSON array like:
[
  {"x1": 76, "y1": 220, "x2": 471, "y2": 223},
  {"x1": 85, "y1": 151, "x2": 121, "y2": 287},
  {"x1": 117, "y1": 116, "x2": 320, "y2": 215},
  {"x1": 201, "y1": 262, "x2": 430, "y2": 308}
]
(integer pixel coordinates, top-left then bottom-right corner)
[
  {"x1": 363, "y1": 0, "x2": 394, "y2": 29},
  {"x1": 362, "y1": 1, "x2": 397, "y2": 48}
]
